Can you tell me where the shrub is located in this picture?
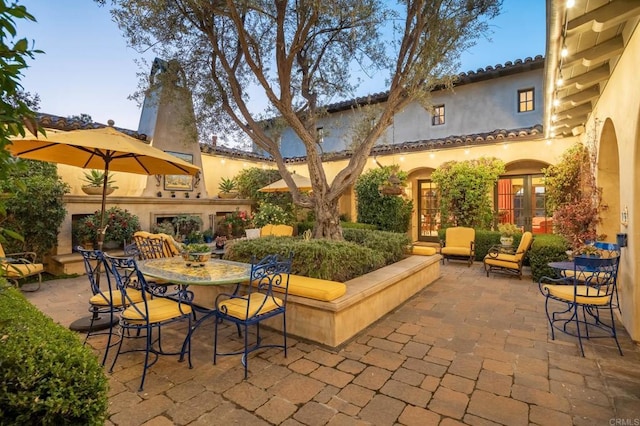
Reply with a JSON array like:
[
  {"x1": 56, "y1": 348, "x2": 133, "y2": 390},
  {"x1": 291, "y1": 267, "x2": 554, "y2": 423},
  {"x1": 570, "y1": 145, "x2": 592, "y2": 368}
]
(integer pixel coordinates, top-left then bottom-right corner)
[
  {"x1": 0, "y1": 283, "x2": 108, "y2": 424},
  {"x1": 354, "y1": 166, "x2": 413, "y2": 233},
  {"x1": 225, "y1": 232, "x2": 404, "y2": 281},
  {"x1": 75, "y1": 207, "x2": 141, "y2": 245},
  {"x1": 253, "y1": 203, "x2": 292, "y2": 228},
  {"x1": 172, "y1": 215, "x2": 203, "y2": 239},
  {"x1": 218, "y1": 208, "x2": 254, "y2": 237},
  {"x1": 343, "y1": 228, "x2": 411, "y2": 265},
  {"x1": 528, "y1": 234, "x2": 570, "y2": 282},
  {"x1": 431, "y1": 157, "x2": 504, "y2": 228},
  {"x1": 296, "y1": 221, "x2": 377, "y2": 235},
  {"x1": 0, "y1": 160, "x2": 69, "y2": 258}
]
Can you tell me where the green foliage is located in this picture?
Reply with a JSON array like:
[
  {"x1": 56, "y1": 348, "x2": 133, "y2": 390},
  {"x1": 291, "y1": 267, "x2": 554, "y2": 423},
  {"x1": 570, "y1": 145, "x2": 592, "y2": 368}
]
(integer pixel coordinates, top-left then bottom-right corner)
[
  {"x1": 218, "y1": 208, "x2": 253, "y2": 237},
  {"x1": 225, "y1": 228, "x2": 409, "y2": 281},
  {"x1": 342, "y1": 228, "x2": 411, "y2": 264},
  {"x1": 75, "y1": 207, "x2": 141, "y2": 245},
  {"x1": 0, "y1": 160, "x2": 69, "y2": 257},
  {"x1": 172, "y1": 215, "x2": 203, "y2": 238},
  {"x1": 431, "y1": 158, "x2": 504, "y2": 228},
  {"x1": 151, "y1": 220, "x2": 175, "y2": 236},
  {"x1": 0, "y1": 2, "x2": 42, "y2": 176},
  {"x1": 498, "y1": 223, "x2": 519, "y2": 237},
  {"x1": 183, "y1": 243, "x2": 210, "y2": 253},
  {"x1": 543, "y1": 143, "x2": 588, "y2": 211},
  {"x1": 0, "y1": 284, "x2": 109, "y2": 424},
  {"x1": 543, "y1": 143, "x2": 601, "y2": 249},
  {"x1": 253, "y1": 202, "x2": 292, "y2": 228},
  {"x1": 235, "y1": 167, "x2": 287, "y2": 203},
  {"x1": 527, "y1": 234, "x2": 571, "y2": 282},
  {"x1": 217, "y1": 177, "x2": 237, "y2": 193},
  {"x1": 354, "y1": 166, "x2": 413, "y2": 233},
  {"x1": 82, "y1": 170, "x2": 117, "y2": 188},
  {"x1": 296, "y1": 220, "x2": 377, "y2": 235}
]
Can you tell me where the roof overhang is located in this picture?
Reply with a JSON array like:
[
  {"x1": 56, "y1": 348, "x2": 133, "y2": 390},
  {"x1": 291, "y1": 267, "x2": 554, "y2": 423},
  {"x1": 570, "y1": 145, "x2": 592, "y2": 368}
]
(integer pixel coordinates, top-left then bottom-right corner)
[{"x1": 544, "y1": 0, "x2": 640, "y2": 138}]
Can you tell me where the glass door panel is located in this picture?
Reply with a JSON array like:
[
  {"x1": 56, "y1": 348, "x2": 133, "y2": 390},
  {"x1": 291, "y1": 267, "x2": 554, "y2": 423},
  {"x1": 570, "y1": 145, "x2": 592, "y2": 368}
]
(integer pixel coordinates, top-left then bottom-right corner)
[{"x1": 418, "y1": 180, "x2": 440, "y2": 242}]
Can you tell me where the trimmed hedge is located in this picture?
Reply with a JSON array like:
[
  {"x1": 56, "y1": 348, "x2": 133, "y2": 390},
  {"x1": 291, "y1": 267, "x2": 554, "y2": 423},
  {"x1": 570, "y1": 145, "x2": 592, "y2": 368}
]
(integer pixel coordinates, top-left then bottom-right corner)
[
  {"x1": 296, "y1": 221, "x2": 378, "y2": 235},
  {"x1": 0, "y1": 284, "x2": 108, "y2": 425},
  {"x1": 529, "y1": 234, "x2": 570, "y2": 282},
  {"x1": 225, "y1": 228, "x2": 409, "y2": 281}
]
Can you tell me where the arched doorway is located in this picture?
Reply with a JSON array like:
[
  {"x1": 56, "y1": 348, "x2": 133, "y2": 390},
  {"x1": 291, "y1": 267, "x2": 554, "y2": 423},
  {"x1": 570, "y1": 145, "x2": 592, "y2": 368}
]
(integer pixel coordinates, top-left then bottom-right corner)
[
  {"x1": 494, "y1": 160, "x2": 551, "y2": 233},
  {"x1": 597, "y1": 119, "x2": 621, "y2": 243}
]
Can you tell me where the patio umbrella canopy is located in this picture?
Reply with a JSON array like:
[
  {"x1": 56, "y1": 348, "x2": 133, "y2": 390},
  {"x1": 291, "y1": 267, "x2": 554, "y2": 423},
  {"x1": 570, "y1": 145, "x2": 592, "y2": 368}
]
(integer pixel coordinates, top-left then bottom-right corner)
[
  {"x1": 9, "y1": 126, "x2": 200, "y2": 249},
  {"x1": 8, "y1": 126, "x2": 200, "y2": 331},
  {"x1": 258, "y1": 172, "x2": 312, "y2": 193}
]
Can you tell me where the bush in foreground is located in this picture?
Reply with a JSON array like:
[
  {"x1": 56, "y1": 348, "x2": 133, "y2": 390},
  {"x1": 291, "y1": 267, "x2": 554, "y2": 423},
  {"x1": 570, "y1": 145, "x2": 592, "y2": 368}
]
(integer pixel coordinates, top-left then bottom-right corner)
[
  {"x1": 225, "y1": 228, "x2": 409, "y2": 281},
  {"x1": 0, "y1": 283, "x2": 108, "y2": 425}
]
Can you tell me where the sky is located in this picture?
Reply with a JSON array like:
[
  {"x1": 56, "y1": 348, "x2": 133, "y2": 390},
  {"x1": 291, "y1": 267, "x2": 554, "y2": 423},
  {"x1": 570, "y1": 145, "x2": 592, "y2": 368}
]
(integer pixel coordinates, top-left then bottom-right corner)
[{"x1": 16, "y1": 0, "x2": 546, "y2": 133}]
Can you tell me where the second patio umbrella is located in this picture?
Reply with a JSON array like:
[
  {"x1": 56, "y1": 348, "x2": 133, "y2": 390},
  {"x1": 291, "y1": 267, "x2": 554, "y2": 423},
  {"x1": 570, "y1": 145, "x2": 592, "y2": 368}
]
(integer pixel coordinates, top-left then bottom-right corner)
[
  {"x1": 9, "y1": 126, "x2": 200, "y2": 250},
  {"x1": 258, "y1": 172, "x2": 312, "y2": 193}
]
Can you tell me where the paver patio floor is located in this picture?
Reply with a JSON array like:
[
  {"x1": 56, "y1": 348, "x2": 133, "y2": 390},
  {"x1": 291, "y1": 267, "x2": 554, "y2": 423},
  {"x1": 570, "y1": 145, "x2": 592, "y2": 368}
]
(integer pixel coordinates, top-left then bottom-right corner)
[{"x1": 24, "y1": 261, "x2": 640, "y2": 425}]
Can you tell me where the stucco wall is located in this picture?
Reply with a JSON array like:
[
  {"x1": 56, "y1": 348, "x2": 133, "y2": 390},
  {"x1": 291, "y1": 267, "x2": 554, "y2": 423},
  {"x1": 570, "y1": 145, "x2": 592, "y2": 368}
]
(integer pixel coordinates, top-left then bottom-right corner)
[
  {"x1": 585, "y1": 25, "x2": 640, "y2": 341},
  {"x1": 278, "y1": 69, "x2": 543, "y2": 158}
]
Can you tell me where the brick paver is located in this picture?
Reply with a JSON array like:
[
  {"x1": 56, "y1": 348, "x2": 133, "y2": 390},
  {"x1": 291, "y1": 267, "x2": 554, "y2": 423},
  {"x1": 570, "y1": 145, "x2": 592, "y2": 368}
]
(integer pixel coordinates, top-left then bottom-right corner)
[{"x1": 24, "y1": 262, "x2": 640, "y2": 425}]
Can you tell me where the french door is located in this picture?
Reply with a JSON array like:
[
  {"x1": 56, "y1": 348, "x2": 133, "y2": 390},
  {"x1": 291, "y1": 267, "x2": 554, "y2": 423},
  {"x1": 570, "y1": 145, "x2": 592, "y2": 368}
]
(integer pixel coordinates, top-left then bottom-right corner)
[
  {"x1": 495, "y1": 175, "x2": 549, "y2": 233},
  {"x1": 417, "y1": 180, "x2": 440, "y2": 242}
]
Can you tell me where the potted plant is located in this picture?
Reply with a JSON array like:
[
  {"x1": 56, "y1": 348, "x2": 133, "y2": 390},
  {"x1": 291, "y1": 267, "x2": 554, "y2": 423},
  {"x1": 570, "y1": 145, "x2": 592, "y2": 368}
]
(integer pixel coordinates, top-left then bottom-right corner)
[
  {"x1": 182, "y1": 243, "x2": 211, "y2": 266},
  {"x1": 218, "y1": 177, "x2": 238, "y2": 199},
  {"x1": 152, "y1": 221, "x2": 175, "y2": 236},
  {"x1": 74, "y1": 207, "x2": 141, "y2": 249},
  {"x1": 498, "y1": 223, "x2": 519, "y2": 246},
  {"x1": 214, "y1": 235, "x2": 227, "y2": 249},
  {"x1": 219, "y1": 208, "x2": 254, "y2": 238},
  {"x1": 81, "y1": 169, "x2": 118, "y2": 195},
  {"x1": 202, "y1": 228, "x2": 214, "y2": 243}
]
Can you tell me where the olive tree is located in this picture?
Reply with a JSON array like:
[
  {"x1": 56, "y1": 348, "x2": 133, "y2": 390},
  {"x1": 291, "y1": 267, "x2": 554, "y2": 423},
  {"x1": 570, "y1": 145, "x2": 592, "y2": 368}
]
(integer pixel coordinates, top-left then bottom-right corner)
[{"x1": 97, "y1": 0, "x2": 501, "y2": 239}]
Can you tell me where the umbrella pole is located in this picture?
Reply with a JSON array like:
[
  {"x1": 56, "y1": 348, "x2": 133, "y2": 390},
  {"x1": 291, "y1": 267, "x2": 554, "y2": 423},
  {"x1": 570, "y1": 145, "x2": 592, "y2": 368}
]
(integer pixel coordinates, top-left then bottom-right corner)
[
  {"x1": 96, "y1": 165, "x2": 110, "y2": 252},
  {"x1": 69, "y1": 165, "x2": 115, "y2": 332}
]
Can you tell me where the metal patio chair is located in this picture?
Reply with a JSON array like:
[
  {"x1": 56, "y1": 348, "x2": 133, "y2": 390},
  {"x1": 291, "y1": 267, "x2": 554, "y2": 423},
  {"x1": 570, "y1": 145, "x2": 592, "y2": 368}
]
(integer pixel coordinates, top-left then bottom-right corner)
[{"x1": 213, "y1": 252, "x2": 293, "y2": 378}]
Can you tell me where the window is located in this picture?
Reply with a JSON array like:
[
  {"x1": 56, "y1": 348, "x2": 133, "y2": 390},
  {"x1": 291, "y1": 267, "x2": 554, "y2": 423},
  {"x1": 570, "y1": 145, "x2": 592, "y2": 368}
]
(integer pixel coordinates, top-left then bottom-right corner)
[
  {"x1": 518, "y1": 89, "x2": 534, "y2": 112},
  {"x1": 432, "y1": 105, "x2": 445, "y2": 125},
  {"x1": 316, "y1": 127, "x2": 324, "y2": 144}
]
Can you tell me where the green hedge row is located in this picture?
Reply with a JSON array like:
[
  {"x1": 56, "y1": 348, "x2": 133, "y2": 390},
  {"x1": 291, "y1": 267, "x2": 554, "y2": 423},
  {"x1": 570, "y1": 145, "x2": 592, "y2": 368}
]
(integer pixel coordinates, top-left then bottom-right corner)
[
  {"x1": 528, "y1": 234, "x2": 570, "y2": 282},
  {"x1": 295, "y1": 221, "x2": 378, "y2": 234},
  {"x1": 225, "y1": 228, "x2": 409, "y2": 282},
  {"x1": 0, "y1": 284, "x2": 108, "y2": 425}
]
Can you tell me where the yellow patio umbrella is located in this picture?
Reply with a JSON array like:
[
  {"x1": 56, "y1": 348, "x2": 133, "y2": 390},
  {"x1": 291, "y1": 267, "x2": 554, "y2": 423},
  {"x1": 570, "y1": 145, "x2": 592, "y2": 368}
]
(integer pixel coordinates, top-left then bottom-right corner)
[
  {"x1": 258, "y1": 172, "x2": 313, "y2": 192},
  {"x1": 8, "y1": 126, "x2": 200, "y2": 250}
]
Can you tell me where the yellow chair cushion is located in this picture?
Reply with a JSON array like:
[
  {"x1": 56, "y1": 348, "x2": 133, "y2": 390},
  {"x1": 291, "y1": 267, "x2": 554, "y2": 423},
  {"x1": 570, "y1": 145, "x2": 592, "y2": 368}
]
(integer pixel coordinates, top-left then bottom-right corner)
[
  {"x1": 122, "y1": 298, "x2": 192, "y2": 324},
  {"x1": 542, "y1": 284, "x2": 610, "y2": 305},
  {"x1": 218, "y1": 293, "x2": 282, "y2": 320},
  {"x1": 412, "y1": 246, "x2": 437, "y2": 256},
  {"x1": 445, "y1": 227, "x2": 475, "y2": 248},
  {"x1": 441, "y1": 246, "x2": 472, "y2": 256},
  {"x1": 89, "y1": 288, "x2": 143, "y2": 307},
  {"x1": 483, "y1": 257, "x2": 518, "y2": 269},
  {"x1": 2, "y1": 262, "x2": 43, "y2": 278}
]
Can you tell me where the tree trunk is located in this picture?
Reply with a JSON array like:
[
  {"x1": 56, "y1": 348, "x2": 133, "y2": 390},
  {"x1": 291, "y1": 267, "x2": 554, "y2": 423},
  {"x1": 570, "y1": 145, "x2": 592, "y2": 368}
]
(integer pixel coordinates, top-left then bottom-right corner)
[{"x1": 313, "y1": 196, "x2": 343, "y2": 240}]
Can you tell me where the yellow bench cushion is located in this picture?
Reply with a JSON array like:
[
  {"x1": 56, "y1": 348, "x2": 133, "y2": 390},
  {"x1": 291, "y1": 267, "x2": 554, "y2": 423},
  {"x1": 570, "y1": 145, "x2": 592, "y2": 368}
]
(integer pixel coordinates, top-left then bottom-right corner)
[
  {"x1": 251, "y1": 274, "x2": 346, "y2": 301},
  {"x1": 412, "y1": 246, "x2": 437, "y2": 256},
  {"x1": 260, "y1": 224, "x2": 294, "y2": 237}
]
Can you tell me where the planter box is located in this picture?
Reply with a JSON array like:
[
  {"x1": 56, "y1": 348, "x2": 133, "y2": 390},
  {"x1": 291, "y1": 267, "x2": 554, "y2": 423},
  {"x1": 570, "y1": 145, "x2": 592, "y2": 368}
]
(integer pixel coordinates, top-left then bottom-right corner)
[{"x1": 190, "y1": 254, "x2": 441, "y2": 348}]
